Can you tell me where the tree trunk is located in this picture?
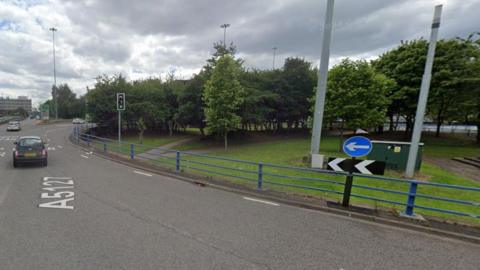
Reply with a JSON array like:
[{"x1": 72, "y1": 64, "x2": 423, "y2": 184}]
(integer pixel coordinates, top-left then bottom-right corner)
[
  {"x1": 476, "y1": 120, "x2": 480, "y2": 145},
  {"x1": 224, "y1": 132, "x2": 228, "y2": 150},
  {"x1": 339, "y1": 119, "x2": 345, "y2": 152},
  {"x1": 168, "y1": 121, "x2": 173, "y2": 136},
  {"x1": 394, "y1": 114, "x2": 400, "y2": 131},
  {"x1": 435, "y1": 98, "x2": 445, "y2": 138},
  {"x1": 435, "y1": 119, "x2": 442, "y2": 138},
  {"x1": 388, "y1": 113, "x2": 394, "y2": 132}
]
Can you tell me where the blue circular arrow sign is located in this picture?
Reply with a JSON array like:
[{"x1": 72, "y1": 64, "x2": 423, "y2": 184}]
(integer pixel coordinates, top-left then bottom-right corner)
[{"x1": 343, "y1": 136, "x2": 372, "y2": 158}]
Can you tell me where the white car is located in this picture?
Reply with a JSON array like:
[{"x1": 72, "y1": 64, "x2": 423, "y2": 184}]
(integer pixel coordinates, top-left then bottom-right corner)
[
  {"x1": 6, "y1": 121, "x2": 21, "y2": 131},
  {"x1": 72, "y1": 118, "x2": 86, "y2": 124}
]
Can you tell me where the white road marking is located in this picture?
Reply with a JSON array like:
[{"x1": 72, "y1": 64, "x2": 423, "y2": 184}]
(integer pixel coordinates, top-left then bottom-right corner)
[
  {"x1": 243, "y1": 197, "x2": 279, "y2": 206},
  {"x1": 57, "y1": 145, "x2": 63, "y2": 149},
  {"x1": 80, "y1": 155, "x2": 89, "y2": 159},
  {"x1": 0, "y1": 152, "x2": 5, "y2": 158},
  {"x1": 0, "y1": 136, "x2": 17, "y2": 141},
  {"x1": 38, "y1": 177, "x2": 75, "y2": 210},
  {"x1": 134, "y1": 170, "x2": 152, "y2": 177}
]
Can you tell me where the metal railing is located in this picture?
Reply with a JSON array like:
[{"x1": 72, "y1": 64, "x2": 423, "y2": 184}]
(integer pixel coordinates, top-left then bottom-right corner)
[{"x1": 72, "y1": 125, "x2": 480, "y2": 221}]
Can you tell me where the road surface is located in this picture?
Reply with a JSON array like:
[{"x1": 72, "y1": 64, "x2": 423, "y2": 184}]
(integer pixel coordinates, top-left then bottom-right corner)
[{"x1": 0, "y1": 120, "x2": 478, "y2": 269}]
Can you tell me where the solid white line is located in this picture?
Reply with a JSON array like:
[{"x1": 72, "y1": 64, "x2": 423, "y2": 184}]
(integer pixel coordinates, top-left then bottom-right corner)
[
  {"x1": 133, "y1": 170, "x2": 152, "y2": 177},
  {"x1": 243, "y1": 197, "x2": 279, "y2": 206},
  {"x1": 80, "y1": 155, "x2": 89, "y2": 159}
]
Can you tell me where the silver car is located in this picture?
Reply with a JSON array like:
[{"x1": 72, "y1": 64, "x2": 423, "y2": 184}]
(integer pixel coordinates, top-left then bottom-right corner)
[{"x1": 6, "y1": 121, "x2": 21, "y2": 131}]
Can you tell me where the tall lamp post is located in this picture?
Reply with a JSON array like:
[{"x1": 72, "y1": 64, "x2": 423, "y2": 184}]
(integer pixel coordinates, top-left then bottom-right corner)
[
  {"x1": 49, "y1": 27, "x2": 58, "y2": 120},
  {"x1": 220, "y1": 23, "x2": 230, "y2": 48},
  {"x1": 272, "y1": 47, "x2": 278, "y2": 69},
  {"x1": 310, "y1": 0, "x2": 335, "y2": 168}
]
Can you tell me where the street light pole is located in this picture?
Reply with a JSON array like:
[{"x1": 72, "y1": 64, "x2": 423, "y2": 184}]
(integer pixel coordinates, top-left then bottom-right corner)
[
  {"x1": 405, "y1": 5, "x2": 443, "y2": 178},
  {"x1": 272, "y1": 47, "x2": 278, "y2": 69},
  {"x1": 310, "y1": 0, "x2": 335, "y2": 168},
  {"x1": 49, "y1": 27, "x2": 58, "y2": 120},
  {"x1": 220, "y1": 23, "x2": 230, "y2": 48}
]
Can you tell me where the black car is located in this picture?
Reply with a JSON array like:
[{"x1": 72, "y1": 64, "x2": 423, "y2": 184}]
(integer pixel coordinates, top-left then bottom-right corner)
[{"x1": 13, "y1": 136, "x2": 48, "y2": 167}]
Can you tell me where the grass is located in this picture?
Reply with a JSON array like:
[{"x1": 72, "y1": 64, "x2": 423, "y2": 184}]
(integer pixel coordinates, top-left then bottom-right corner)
[{"x1": 85, "y1": 131, "x2": 480, "y2": 224}]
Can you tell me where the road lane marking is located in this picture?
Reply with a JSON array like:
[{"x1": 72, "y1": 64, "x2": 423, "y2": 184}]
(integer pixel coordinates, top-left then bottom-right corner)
[
  {"x1": 57, "y1": 145, "x2": 63, "y2": 149},
  {"x1": 80, "y1": 155, "x2": 89, "y2": 159},
  {"x1": 243, "y1": 197, "x2": 279, "y2": 206},
  {"x1": 38, "y1": 177, "x2": 75, "y2": 210},
  {"x1": 0, "y1": 152, "x2": 5, "y2": 158},
  {"x1": 134, "y1": 170, "x2": 152, "y2": 177}
]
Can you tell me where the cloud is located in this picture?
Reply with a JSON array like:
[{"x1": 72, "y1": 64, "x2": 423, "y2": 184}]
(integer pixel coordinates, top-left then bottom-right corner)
[{"x1": 0, "y1": 0, "x2": 479, "y2": 105}]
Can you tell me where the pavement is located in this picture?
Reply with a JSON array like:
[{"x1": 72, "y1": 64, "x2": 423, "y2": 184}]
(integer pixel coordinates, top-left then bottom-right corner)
[
  {"x1": 425, "y1": 157, "x2": 480, "y2": 182},
  {"x1": 0, "y1": 119, "x2": 479, "y2": 270}
]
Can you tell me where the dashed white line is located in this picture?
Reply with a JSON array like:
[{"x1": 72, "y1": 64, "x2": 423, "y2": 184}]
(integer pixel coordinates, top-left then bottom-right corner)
[
  {"x1": 80, "y1": 155, "x2": 89, "y2": 159},
  {"x1": 243, "y1": 197, "x2": 279, "y2": 206},
  {"x1": 57, "y1": 145, "x2": 63, "y2": 149},
  {"x1": 133, "y1": 170, "x2": 152, "y2": 177}
]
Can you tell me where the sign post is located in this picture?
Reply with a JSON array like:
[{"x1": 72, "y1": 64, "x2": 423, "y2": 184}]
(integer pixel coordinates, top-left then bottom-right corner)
[
  {"x1": 341, "y1": 136, "x2": 372, "y2": 207},
  {"x1": 405, "y1": 5, "x2": 442, "y2": 178},
  {"x1": 117, "y1": 93, "x2": 125, "y2": 145}
]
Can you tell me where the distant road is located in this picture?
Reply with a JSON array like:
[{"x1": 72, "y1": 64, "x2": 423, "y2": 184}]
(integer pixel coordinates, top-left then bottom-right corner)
[{"x1": 0, "y1": 120, "x2": 478, "y2": 269}]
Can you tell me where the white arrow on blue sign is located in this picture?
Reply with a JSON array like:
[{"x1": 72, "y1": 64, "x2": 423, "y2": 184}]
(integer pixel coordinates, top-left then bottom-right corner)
[{"x1": 343, "y1": 136, "x2": 372, "y2": 158}]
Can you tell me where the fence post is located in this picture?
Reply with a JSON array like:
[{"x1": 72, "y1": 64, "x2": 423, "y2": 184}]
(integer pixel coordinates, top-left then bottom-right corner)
[
  {"x1": 103, "y1": 142, "x2": 107, "y2": 153},
  {"x1": 257, "y1": 162, "x2": 263, "y2": 190},
  {"x1": 176, "y1": 151, "x2": 181, "y2": 172},
  {"x1": 130, "y1": 144, "x2": 135, "y2": 160},
  {"x1": 404, "y1": 181, "x2": 418, "y2": 216},
  {"x1": 342, "y1": 158, "x2": 355, "y2": 207}
]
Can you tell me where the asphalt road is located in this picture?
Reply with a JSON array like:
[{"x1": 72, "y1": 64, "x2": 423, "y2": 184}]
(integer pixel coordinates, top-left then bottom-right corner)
[{"x1": 0, "y1": 120, "x2": 479, "y2": 270}]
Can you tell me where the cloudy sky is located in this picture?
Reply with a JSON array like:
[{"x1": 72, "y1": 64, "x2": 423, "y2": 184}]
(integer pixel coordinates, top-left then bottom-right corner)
[{"x1": 1, "y1": 0, "x2": 479, "y2": 106}]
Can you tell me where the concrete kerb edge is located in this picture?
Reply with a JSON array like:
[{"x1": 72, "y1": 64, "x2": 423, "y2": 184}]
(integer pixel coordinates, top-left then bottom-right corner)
[{"x1": 68, "y1": 135, "x2": 480, "y2": 245}]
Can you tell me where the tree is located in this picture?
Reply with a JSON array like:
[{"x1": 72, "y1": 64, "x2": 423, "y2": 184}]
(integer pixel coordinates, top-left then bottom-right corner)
[
  {"x1": 373, "y1": 40, "x2": 427, "y2": 135},
  {"x1": 176, "y1": 72, "x2": 207, "y2": 135},
  {"x1": 136, "y1": 117, "x2": 147, "y2": 144},
  {"x1": 203, "y1": 55, "x2": 245, "y2": 150},
  {"x1": 374, "y1": 36, "x2": 480, "y2": 138},
  {"x1": 274, "y1": 58, "x2": 317, "y2": 132},
  {"x1": 87, "y1": 75, "x2": 130, "y2": 133},
  {"x1": 325, "y1": 59, "x2": 393, "y2": 148}
]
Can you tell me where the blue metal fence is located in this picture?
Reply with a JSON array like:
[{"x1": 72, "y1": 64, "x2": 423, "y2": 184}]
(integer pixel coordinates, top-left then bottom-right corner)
[{"x1": 72, "y1": 126, "x2": 480, "y2": 221}]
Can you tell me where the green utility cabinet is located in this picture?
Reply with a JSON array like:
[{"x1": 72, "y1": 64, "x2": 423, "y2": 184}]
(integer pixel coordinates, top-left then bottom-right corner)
[{"x1": 367, "y1": 141, "x2": 423, "y2": 171}]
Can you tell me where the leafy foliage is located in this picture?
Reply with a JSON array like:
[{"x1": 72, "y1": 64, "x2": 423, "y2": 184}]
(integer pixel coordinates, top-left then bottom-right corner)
[{"x1": 203, "y1": 55, "x2": 245, "y2": 149}]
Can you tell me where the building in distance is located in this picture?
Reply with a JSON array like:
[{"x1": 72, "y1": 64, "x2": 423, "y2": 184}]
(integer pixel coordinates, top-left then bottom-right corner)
[{"x1": 0, "y1": 96, "x2": 32, "y2": 113}]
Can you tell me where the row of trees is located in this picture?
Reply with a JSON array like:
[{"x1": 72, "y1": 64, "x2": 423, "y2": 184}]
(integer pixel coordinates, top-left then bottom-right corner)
[
  {"x1": 86, "y1": 43, "x2": 318, "y2": 146},
  {"x1": 54, "y1": 34, "x2": 480, "y2": 146},
  {"x1": 42, "y1": 84, "x2": 85, "y2": 119},
  {"x1": 374, "y1": 34, "x2": 480, "y2": 139}
]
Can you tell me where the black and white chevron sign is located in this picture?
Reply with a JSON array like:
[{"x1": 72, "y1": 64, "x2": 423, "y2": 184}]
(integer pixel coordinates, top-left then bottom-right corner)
[{"x1": 327, "y1": 158, "x2": 386, "y2": 175}]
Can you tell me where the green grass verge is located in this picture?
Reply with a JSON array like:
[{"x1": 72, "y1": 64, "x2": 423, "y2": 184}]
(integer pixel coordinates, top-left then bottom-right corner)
[{"x1": 86, "y1": 133, "x2": 480, "y2": 224}]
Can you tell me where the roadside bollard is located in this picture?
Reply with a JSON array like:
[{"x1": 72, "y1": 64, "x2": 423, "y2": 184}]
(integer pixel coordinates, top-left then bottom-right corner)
[
  {"x1": 130, "y1": 144, "x2": 135, "y2": 160},
  {"x1": 257, "y1": 162, "x2": 263, "y2": 190},
  {"x1": 342, "y1": 158, "x2": 355, "y2": 207},
  {"x1": 404, "y1": 181, "x2": 418, "y2": 216},
  {"x1": 176, "y1": 151, "x2": 181, "y2": 172}
]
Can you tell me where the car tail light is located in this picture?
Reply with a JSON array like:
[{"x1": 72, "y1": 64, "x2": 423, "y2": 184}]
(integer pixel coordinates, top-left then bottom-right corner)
[{"x1": 42, "y1": 149, "x2": 47, "y2": 156}]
